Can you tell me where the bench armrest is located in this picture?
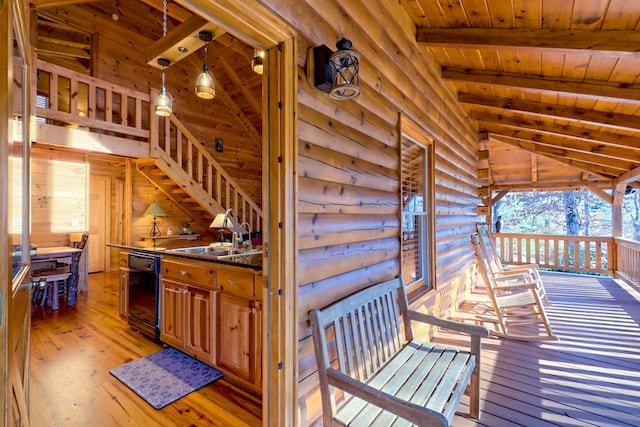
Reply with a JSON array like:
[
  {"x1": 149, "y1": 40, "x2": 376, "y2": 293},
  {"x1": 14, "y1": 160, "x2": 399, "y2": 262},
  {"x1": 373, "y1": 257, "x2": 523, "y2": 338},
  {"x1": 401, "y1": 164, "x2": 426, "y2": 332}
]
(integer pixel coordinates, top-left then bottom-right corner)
[
  {"x1": 326, "y1": 368, "x2": 449, "y2": 427},
  {"x1": 408, "y1": 310, "x2": 490, "y2": 338}
]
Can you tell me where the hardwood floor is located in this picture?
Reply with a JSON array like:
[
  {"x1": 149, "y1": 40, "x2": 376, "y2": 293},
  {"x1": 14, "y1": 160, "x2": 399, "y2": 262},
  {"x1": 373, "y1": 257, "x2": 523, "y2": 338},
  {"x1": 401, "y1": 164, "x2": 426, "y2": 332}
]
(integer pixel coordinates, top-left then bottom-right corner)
[
  {"x1": 443, "y1": 272, "x2": 640, "y2": 427},
  {"x1": 29, "y1": 271, "x2": 262, "y2": 427}
]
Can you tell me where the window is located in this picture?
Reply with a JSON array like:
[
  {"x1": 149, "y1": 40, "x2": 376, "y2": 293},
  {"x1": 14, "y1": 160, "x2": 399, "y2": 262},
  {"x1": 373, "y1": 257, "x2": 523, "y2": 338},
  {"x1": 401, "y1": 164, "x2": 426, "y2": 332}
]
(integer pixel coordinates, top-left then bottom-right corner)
[{"x1": 401, "y1": 134, "x2": 433, "y2": 292}]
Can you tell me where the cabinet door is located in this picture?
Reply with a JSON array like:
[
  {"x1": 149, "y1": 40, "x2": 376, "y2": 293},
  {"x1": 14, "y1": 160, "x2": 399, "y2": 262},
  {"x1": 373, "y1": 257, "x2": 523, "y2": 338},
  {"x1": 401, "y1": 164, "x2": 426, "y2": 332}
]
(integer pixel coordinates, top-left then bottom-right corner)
[
  {"x1": 217, "y1": 294, "x2": 256, "y2": 385},
  {"x1": 160, "y1": 279, "x2": 185, "y2": 348},
  {"x1": 186, "y1": 287, "x2": 216, "y2": 364},
  {"x1": 119, "y1": 268, "x2": 129, "y2": 318}
]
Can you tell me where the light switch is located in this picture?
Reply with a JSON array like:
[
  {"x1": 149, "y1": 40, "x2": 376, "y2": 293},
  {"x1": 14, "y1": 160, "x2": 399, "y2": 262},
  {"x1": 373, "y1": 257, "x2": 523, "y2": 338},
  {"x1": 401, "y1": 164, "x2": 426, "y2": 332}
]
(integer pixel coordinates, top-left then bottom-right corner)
[{"x1": 71, "y1": 218, "x2": 79, "y2": 227}]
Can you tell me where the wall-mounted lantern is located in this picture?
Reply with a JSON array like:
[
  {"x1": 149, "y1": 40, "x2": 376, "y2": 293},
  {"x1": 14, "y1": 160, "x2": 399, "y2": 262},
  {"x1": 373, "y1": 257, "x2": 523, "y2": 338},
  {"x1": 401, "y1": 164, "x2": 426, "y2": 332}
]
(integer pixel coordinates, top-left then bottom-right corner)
[{"x1": 309, "y1": 37, "x2": 360, "y2": 100}]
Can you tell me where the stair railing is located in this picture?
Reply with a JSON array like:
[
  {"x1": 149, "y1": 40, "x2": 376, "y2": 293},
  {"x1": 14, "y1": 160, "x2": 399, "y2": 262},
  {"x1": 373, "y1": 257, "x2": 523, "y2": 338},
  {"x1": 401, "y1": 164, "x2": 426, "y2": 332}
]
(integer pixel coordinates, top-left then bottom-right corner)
[{"x1": 149, "y1": 97, "x2": 262, "y2": 232}]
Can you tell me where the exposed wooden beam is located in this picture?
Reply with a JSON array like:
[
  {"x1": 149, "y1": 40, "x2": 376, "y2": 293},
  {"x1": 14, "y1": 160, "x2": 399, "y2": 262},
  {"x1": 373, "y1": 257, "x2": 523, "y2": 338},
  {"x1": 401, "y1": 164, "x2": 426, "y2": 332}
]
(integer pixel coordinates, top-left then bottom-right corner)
[
  {"x1": 37, "y1": 35, "x2": 90, "y2": 50},
  {"x1": 588, "y1": 186, "x2": 614, "y2": 205},
  {"x1": 531, "y1": 154, "x2": 538, "y2": 183},
  {"x1": 490, "y1": 134, "x2": 628, "y2": 178},
  {"x1": 614, "y1": 165, "x2": 640, "y2": 185},
  {"x1": 471, "y1": 110, "x2": 640, "y2": 151},
  {"x1": 443, "y1": 67, "x2": 640, "y2": 104},
  {"x1": 491, "y1": 189, "x2": 509, "y2": 205},
  {"x1": 216, "y1": 53, "x2": 262, "y2": 115},
  {"x1": 36, "y1": 40, "x2": 90, "y2": 59},
  {"x1": 31, "y1": 0, "x2": 96, "y2": 8},
  {"x1": 492, "y1": 182, "x2": 611, "y2": 192},
  {"x1": 146, "y1": 15, "x2": 226, "y2": 69},
  {"x1": 138, "y1": 0, "x2": 193, "y2": 22},
  {"x1": 481, "y1": 122, "x2": 640, "y2": 164},
  {"x1": 417, "y1": 28, "x2": 640, "y2": 57},
  {"x1": 459, "y1": 93, "x2": 640, "y2": 133}
]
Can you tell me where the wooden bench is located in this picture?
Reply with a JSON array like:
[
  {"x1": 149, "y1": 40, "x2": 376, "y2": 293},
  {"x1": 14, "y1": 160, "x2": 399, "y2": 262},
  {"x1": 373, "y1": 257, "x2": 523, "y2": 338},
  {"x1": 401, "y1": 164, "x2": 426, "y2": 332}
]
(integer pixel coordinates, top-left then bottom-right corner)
[{"x1": 310, "y1": 277, "x2": 489, "y2": 426}]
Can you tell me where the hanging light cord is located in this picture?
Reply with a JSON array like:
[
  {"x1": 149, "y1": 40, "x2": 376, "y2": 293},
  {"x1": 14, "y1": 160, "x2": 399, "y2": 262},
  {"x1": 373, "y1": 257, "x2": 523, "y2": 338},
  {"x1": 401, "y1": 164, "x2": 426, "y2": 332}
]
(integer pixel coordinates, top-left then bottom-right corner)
[{"x1": 161, "y1": 0, "x2": 167, "y2": 93}]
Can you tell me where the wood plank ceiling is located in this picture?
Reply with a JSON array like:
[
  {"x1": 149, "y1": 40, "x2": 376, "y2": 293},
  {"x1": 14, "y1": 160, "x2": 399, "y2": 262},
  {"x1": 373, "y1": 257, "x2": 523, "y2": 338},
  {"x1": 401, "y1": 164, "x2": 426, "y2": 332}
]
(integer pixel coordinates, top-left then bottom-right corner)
[{"x1": 403, "y1": 0, "x2": 640, "y2": 191}]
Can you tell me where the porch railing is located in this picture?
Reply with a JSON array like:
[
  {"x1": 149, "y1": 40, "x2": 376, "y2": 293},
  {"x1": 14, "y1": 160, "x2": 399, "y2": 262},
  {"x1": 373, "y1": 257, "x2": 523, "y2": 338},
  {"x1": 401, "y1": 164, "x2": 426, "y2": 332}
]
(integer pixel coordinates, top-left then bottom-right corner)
[
  {"x1": 494, "y1": 232, "x2": 613, "y2": 275},
  {"x1": 615, "y1": 238, "x2": 640, "y2": 288},
  {"x1": 149, "y1": 107, "x2": 262, "y2": 232}
]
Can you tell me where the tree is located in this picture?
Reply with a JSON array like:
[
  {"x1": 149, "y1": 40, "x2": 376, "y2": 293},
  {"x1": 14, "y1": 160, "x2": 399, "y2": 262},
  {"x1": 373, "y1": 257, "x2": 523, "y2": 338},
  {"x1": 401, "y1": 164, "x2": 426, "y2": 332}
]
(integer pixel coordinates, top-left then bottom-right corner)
[{"x1": 564, "y1": 191, "x2": 581, "y2": 235}]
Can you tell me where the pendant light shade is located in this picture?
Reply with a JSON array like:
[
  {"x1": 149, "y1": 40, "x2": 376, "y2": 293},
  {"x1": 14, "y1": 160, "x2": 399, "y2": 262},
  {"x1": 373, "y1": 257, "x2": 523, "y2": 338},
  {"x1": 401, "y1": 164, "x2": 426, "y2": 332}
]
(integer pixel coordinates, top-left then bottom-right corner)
[
  {"x1": 155, "y1": 58, "x2": 172, "y2": 116},
  {"x1": 195, "y1": 31, "x2": 216, "y2": 99},
  {"x1": 251, "y1": 48, "x2": 264, "y2": 74}
]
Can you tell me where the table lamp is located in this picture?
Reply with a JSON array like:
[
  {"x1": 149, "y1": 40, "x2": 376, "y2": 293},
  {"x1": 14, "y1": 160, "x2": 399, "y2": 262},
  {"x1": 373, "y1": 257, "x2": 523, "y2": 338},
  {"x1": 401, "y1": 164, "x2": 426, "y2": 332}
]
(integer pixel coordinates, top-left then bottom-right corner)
[{"x1": 143, "y1": 202, "x2": 167, "y2": 238}]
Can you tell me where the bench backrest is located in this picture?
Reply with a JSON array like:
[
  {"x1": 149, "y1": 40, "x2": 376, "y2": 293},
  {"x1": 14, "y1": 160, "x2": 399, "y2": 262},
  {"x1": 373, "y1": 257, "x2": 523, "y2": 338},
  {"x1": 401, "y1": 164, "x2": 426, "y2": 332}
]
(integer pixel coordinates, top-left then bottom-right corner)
[{"x1": 310, "y1": 278, "x2": 413, "y2": 413}]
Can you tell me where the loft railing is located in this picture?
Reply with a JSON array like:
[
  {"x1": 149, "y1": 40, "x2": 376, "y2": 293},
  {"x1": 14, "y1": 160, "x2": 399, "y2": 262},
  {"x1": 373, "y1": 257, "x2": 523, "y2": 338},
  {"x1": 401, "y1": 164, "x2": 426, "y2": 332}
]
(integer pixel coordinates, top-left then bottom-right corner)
[
  {"x1": 149, "y1": 104, "x2": 262, "y2": 232},
  {"x1": 32, "y1": 60, "x2": 262, "y2": 232},
  {"x1": 34, "y1": 59, "x2": 150, "y2": 140},
  {"x1": 615, "y1": 238, "x2": 640, "y2": 288},
  {"x1": 494, "y1": 232, "x2": 613, "y2": 275}
]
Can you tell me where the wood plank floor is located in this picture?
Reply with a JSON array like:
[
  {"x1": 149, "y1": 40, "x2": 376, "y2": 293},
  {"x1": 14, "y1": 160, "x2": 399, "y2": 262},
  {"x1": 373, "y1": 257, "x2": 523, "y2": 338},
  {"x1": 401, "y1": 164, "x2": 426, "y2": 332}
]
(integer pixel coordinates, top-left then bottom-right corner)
[
  {"x1": 442, "y1": 272, "x2": 640, "y2": 427},
  {"x1": 29, "y1": 271, "x2": 262, "y2": 427}
]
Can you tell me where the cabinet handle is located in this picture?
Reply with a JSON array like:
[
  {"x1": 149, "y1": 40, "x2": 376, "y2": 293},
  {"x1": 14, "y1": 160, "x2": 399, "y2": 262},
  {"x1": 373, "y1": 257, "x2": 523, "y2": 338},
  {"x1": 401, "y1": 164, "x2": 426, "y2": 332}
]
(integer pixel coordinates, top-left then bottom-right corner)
[
  {"x1": 180, "y1": 270, "x2": 187, "y2": 276},
  {"x1": 228, "y1": 279, "x2": 235, "y2": 285}
]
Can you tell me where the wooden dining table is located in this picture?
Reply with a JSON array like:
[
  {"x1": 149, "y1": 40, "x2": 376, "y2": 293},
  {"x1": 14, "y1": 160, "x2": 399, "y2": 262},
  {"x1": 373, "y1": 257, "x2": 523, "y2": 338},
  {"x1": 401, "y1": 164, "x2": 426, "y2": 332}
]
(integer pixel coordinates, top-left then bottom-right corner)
[{"x1": 31, "y1": 246, "x2": 83, "y2": 306}]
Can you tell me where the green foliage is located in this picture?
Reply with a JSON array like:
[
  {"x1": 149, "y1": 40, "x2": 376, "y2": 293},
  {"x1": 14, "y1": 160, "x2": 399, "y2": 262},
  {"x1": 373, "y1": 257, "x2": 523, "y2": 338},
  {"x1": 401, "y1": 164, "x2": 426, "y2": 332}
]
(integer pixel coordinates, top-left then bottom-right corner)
[{"x1": 494, "y1": 189, "x2": 640, "y2": 241}]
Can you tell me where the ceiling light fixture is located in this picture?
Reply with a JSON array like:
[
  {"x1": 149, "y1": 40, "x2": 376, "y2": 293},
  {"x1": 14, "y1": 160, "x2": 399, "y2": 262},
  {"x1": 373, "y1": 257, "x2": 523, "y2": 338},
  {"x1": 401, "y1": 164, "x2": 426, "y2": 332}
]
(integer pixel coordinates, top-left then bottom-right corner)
[
  {"x1": 154, "y1": 0, "x2": 173, "y2": 116},
  {"x1": 195, "y1": 31, "x2": 216, "y2": 99},
  {"x1": 251, "y1": 48, "x2": 264, "y2": 74}
]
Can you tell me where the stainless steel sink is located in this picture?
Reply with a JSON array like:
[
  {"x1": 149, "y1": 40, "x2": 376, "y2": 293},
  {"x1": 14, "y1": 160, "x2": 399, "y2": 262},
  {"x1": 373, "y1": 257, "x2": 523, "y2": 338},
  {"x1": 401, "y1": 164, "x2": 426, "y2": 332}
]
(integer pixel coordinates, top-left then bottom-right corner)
[{"x1": 169, "y1": 245, "x2": 260, "y2": 259}]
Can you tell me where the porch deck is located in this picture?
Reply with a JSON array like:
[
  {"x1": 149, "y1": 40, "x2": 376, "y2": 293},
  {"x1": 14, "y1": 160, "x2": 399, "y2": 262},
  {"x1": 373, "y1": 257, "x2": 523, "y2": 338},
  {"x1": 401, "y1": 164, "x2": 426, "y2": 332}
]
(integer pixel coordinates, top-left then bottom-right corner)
[{"x1": 443, "y1": 272, "x2": 640, "y2": 426}]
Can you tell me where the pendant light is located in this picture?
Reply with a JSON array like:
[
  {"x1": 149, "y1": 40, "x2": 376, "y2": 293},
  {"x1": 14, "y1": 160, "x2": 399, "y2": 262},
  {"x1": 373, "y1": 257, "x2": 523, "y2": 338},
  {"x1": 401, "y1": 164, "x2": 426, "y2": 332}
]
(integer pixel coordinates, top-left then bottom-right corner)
[
  {"x1": 195, "y1": 31, "x2": 216, "y2": 99},
  {"x1": 154, "y1": 0, "x2": 173, "y2": 116},
  {"x1": 155, "y1": 58, "x2": 172, "y2": 116},
  {"x1": 251, "y1": 48, "x2": 264, "y2": 74}
]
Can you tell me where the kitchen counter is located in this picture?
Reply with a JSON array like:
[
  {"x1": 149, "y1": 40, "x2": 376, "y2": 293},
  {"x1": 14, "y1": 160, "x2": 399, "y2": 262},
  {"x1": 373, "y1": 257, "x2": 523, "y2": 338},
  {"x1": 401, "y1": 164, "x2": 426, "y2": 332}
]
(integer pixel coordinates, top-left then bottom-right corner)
[{"x1": 107, "y1": 243, "x2": 262, "y2": 270}]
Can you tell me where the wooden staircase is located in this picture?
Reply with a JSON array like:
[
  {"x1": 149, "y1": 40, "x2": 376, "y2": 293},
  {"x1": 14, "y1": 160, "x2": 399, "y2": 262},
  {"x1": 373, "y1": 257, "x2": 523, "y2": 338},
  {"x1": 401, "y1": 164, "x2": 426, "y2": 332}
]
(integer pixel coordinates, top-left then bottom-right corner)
[{"x1": 142, "y1": 110, "x2": 262, "y2": 233}]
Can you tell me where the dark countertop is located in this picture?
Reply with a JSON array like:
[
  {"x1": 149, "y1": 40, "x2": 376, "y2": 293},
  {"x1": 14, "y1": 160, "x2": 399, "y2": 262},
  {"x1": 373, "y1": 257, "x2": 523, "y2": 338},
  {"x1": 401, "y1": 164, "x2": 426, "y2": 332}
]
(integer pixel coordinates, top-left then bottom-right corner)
[{"x1": 107, "y1": 243, "x2": 263, "y2": 271}]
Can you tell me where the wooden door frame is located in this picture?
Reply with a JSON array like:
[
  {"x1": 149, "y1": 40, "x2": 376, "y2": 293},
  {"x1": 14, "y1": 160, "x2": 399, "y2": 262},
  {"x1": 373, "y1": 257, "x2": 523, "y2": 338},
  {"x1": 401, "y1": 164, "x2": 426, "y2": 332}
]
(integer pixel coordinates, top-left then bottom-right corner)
[{"x1": 178, "y1": 2, "x2": 297, "y2": 425}]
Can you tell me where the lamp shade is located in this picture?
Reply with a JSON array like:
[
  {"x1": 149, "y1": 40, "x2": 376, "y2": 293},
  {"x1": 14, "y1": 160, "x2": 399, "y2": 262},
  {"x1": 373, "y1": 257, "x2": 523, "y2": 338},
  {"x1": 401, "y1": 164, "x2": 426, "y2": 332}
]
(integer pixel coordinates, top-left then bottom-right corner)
[
  {"x1": 143, "y1": 202, "x2": 167, "y2": 217},
  {"x1": 195, "y1": 67, "x2": 216, "y2": 99},
  {"x1": 251, "y1": 49, "x2": 264, "y2": 74},
  {"x1": 210, "y1": 213, "x2": 233, "y2": 230},
  {"x1": 154, "y1": 90, "x2": 173, "y2": 116}
]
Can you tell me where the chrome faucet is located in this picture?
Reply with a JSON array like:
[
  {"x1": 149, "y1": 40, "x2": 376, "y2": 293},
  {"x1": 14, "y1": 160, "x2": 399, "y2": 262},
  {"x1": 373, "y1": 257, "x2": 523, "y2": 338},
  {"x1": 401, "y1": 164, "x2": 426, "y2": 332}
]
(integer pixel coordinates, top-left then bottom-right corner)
[{"x1": 239, "y1": 221, "x2": 252, "y2": 251}]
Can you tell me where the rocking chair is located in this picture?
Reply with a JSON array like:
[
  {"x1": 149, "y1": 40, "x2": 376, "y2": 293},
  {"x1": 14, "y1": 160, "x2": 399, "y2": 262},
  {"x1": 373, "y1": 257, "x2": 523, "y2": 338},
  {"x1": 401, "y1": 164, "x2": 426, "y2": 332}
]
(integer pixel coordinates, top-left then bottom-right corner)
[
  {"x1": 476, "y1": 223, "x2": 549, "y2": 304},
  {"x1": 471, "y1": 232, "x2": 557, "y2": 341}
]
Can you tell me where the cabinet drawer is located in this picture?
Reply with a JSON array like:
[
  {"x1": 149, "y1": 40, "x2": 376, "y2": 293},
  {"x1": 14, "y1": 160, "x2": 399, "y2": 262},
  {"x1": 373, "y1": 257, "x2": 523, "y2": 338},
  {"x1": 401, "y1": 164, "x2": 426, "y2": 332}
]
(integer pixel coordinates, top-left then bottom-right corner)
[
  {"x1": 161, "y1": 259, "x2": 215, "y2": 289},
  {"x1": 218, "y1": 269, "x2": 255, "y2": 299}
]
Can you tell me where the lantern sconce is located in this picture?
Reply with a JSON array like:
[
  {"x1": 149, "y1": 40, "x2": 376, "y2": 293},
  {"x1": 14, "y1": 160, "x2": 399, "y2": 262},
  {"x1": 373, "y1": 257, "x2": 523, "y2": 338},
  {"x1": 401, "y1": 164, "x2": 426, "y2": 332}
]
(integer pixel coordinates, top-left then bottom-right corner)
[{"x1": 308, "y1": 37, "x2": 360, "y2": 101}]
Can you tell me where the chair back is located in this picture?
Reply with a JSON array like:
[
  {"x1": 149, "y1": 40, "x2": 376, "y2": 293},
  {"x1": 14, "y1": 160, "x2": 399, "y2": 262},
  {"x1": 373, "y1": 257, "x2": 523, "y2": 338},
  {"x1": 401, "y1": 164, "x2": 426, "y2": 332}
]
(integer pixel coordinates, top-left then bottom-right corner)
[{"x1": 69, "y1": 232, "x2": 88, "y2": 250}]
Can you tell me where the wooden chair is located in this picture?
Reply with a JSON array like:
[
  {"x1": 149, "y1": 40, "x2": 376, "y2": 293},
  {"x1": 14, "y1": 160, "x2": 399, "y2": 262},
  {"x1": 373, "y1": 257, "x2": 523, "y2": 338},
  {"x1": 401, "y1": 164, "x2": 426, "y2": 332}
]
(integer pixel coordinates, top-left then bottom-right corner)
[
  {"x1": 471, "y1": 233, "x2": 557, "y2": 341},
  {"x1": 310, "y1": 277, "x2": 489, "y2": 426},
  {"x1": 32, "y1": 266, "x2": 71, "y2": 310},
  {"x1": 476, "y1": 223, "x2": 548, "y2": 304}
]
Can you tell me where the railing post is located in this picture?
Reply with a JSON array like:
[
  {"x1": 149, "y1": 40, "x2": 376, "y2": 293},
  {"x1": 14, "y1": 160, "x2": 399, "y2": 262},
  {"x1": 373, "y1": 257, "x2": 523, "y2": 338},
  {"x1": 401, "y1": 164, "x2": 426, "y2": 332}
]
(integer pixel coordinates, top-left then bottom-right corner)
[{"x1": 149, "y1": 88, "x2": 159, "y2": 158}]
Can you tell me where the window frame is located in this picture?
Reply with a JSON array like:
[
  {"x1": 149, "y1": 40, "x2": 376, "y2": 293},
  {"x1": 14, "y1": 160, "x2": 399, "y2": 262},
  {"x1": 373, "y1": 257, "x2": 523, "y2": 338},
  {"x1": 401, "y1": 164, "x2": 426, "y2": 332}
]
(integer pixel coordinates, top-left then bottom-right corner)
[{"x1": 399, "y1": 122, "x2": 435, "y2": 295}]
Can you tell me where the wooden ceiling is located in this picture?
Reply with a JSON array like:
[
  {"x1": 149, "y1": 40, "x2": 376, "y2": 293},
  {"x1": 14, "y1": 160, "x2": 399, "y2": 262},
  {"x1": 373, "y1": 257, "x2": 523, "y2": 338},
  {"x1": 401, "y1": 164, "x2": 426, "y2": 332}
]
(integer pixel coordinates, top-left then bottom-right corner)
[
  {"x1": 403, "y1": 0, "x2": 640, "y2": 191},
  {"x1": 30, "y1": 0, "x2": 640, "y2": 193}
]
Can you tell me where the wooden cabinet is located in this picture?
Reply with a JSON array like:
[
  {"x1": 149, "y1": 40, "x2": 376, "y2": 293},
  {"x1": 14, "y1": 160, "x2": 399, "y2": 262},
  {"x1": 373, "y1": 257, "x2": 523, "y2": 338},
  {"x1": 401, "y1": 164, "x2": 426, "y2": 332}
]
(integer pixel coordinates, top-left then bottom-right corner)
[
  {"x1": 158, "y1": 256, "x2": 262, "y2": 393},
  {"x1": 217, "y1": 294, "x2": 261, "y2": 391},
  {"x1": 159, "y1": 258, "x2": 216, "y2": 364}
]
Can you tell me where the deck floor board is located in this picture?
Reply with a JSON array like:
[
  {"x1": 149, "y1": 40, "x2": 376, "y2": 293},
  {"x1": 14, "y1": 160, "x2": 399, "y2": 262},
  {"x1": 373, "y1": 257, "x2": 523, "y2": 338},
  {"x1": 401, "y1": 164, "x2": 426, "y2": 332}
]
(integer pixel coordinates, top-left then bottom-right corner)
[{"x1": 440, "y1": 272, "x2": 640, "y2": 427}]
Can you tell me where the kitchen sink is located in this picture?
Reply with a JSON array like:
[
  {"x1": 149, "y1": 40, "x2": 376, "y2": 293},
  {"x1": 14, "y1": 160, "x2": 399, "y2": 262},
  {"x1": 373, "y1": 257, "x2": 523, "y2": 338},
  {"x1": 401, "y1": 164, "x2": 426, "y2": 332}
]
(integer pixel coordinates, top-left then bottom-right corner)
[{"x1": 168, "y1": 245, "x2": 261, "y2": 260}]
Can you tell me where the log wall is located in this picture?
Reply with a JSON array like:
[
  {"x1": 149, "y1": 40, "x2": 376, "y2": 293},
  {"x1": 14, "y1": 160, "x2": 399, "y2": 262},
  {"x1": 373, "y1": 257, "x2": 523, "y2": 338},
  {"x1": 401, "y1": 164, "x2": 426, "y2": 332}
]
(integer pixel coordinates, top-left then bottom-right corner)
[{"x1": 261, "y1": 0, "x2": 482, "y2": 423}]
